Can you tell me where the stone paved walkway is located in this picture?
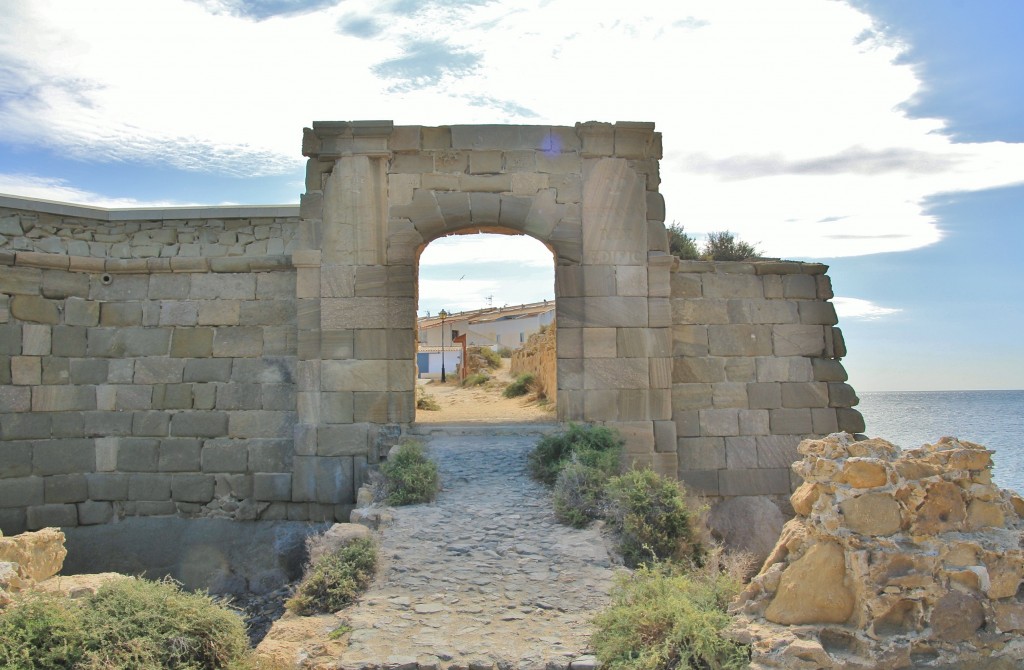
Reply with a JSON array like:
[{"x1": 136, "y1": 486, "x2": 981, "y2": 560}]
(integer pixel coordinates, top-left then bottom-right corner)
[{"x1": 258, "y1": 427, "x2": 622, "y2": 670}]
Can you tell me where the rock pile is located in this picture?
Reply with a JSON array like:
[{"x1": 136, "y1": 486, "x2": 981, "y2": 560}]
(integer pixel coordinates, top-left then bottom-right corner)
[
  {"x1": 0, "y1": 527, "x2": 67, "y2": 605},
  {"x1": 730, "y1": 433, "x2": 1024, "y2": 669}
]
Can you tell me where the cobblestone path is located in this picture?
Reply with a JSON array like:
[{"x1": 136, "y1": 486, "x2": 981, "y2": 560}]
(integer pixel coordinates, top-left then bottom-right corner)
[{"x1": 259, "y1": 428, "x2": 622, "y2": 670}]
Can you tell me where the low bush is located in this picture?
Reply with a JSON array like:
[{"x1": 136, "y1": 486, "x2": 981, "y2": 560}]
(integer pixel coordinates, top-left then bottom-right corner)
[
  {"x1": 0, "y1": 577, "x2": 252, "y2": 670},
  {"x1": 605, "y1": 469, "x2": 703, "y2": 568},
  {"x1": 552, "y1": 461, "x2": 609, "y2": 528},
  {"x1": 286, "y1": 537, "x2": 378, "y2": 616},
  {"x1": 502, "y1": 373, "x2": 535, "y2": 398},
  {"x1": 415, "y1": 387, "x2": 440, "y2": 411},
  {"x1": 591, "y1": 563, "x2": 748, "y2": 670},
  {"x1": 528, "y1": 423, "x2": 623, "y2": 485},
  {"x1": 461, "y1": 372, "x2": 490, "y2": 387},
  {"x1": 474, "y1": 346, "x2": 502, "y2": 369},
  {"x1": 379, "y1": 440, "x2": 440, "y2": 506},
  {"x1": 496, "y1": 346, "x2": 514, "y2": 358}
]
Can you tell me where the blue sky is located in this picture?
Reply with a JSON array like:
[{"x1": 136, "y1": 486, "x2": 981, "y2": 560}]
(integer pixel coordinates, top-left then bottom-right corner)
[{"x1": 0, "y1": 0, "x2": 1022, "y2": 391}]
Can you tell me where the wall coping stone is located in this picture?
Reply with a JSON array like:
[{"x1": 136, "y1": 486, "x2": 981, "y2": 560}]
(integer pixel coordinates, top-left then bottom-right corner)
[{"x1": 0, "y1": 194, "x2": 299, "y2": 222}]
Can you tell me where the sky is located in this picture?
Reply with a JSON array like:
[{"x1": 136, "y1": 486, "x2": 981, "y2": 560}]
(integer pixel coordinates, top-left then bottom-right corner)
[{"x1": 0, "y1": 0, "x2": 1022, "y2": 391}]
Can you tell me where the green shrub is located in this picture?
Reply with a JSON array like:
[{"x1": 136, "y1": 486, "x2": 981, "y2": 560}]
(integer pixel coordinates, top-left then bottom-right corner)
[
  {"x1": 474, "y1": 346, "x2": 502, "y2": 369},
  {"x1": 286, "y1": 537, "x2": 378, "y2": 616},
  {"x1": 528, "y1": 423, "x2": 623, "y2": 485},
  {"x1": 461, "y1": 372, "x2": 490, "y2": 387},
  {"x1": 552, "y1": 461, "x2": 610, "y2": 527},
  {"x1": 0, "y1": 578, "x2": 252, "y2": 670},
  {"x1": 605, "y1": 469, "x2": 703, "y2": 568},
  {"x1": 380, "y1": 440, "x2": 440, "y2": 505},
  {"x1": 591, "y1": 563, "x2": 748, "y2": 670},
  {"x1": 496, "y1": 346, "x2": 514, "y2": 358},
  {"x1": 502, "y1": 373, "x2": 535, "y2": 398}
]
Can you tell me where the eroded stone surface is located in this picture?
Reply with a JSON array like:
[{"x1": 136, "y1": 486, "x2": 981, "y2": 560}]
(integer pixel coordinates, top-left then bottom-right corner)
[
  {"x1": 729, "y1": 433, "x2": 1024, "y2": 669},
  {"x1": 258, "y1": 431, "x2": 619, "y2": 669}
]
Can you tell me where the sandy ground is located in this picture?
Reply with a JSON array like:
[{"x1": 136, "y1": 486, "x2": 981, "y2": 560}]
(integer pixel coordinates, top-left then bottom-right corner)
[{"x1": 414, "y1": 360, "x2": 554, "y2": 424}]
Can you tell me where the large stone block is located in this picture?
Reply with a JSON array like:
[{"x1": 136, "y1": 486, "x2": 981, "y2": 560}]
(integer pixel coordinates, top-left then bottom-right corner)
[
  {"x1": 671, "y1": 325, "x2": 709, "y2": 357},
  {"x1": 253, "y1": 473, "x2": 292, "y2": 501},
  {"x1": 673, "y1": 357, "x2": 726, "y2": 383},
  {"x1": 171, "y1": 474, "x2": 215, "y2": 503},
  {"x1": 702, "y1": 274, "x2": 764, "y2": 300},
  {"x1": 212, "y1": 327, "x2": 264, "y2": 357},
  {"x1": 781, "y1": 382, "x2": 829, "y2": 408},
  {"x1": 85, "y1": 473, "x2": 129, "y2": 501},
  {"x1": 11, "y1": 295, "x2": 60, "y2": 324},
  {"x1": 197, "y1": 300, "x2": 241, "y2": 325},
  {"x1": 583, "y1": 358, "x2": 649, "y2": 390},
  {"x1": 158, "y1": 438, "x2": 202, "y2": 472},
  {"x1": 708, "y1": 324, "x2": 773, "y2": 356},
  {"x1": 0, "y1": 413, "x2": 50, "y2": 440},
  {"x1": 44, "y1": 474, "x2": 88, "y2": 504},
  {"x1": 772, "y1": 324, "x2": 826, "y2": 357},
  {"x1": 229, "y1": 411, "x2": 297, "y2": 439},
  {"x1": 678, "y1": 437, "x2": 726, "y2": 470},
  {"x1": 0, "y1": 266, "x2": 41, "y2": 295},
  {"x1": 127, "y1": 473, "x2": 171, "y2": 501},
  {"x1": 247, "y1": 440, "x2": 293, "y2": 472},
  {"x1": 322, "y1": 359, "x2": 388, "y2": 392},
  {"x1": 699, "y1": 409, "x2": 740, "y2": 437},
  {"x1": 32, "y1": 385, "x2": 95, "y2": 412},
  {"x1": 0, "y1": 441, "x2": 32, "y2": 477},
  {"x1": 582, "y1": 159, "x2": 647, "y2": 264},
  {"x1": 200, "y1": 441, "x2": 248, "y2": 473},
  {"x1": 87, "y1": 328, "x2": 171, "y2": 357},
  {"x1": 26, "y1": 504, "x2": 78, "y2": 529},
  {"x1": 0, "y1": 476, "x2": 43, "y2": 507},
  {"x1": 64, "y1": 297, "x2": 100, "y2": 327},
  {"x1": 719, "y1": 468, "x2": 792, "y2": 496},
  {"x1": 318, "y1": 423, "x2": 371, "y2": 457},
  {"x1": 133, "y1": 358, "x2": 185, "y2": 384},
  {"x1": 769, "y1": 408, "x2": 813, "y2": 434},
  {"x1": 190, "y1": 273, "x2": 256, "y2": 300},
  {"x1": 756, "y1": 435, "x2": 802, "y2": 468},
  {"x1": 169, "y1": 411, "x2": 228, "y2": 438}
]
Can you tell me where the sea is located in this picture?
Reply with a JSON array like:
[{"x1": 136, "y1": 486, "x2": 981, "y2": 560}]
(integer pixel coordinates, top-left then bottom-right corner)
[{"x1": 856, "y1": 390, "x2": 1024, "y2": 494}]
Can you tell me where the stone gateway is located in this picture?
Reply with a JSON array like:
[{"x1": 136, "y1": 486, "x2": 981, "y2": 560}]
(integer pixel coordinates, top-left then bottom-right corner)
[{"x1": 0, "y1": 121, "x2": 861, "y2": 533}]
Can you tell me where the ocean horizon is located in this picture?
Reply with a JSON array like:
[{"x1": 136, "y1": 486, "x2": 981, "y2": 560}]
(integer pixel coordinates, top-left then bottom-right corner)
[{"x1": 856, "y1": 389, "x2": 1024, "y2": 493}]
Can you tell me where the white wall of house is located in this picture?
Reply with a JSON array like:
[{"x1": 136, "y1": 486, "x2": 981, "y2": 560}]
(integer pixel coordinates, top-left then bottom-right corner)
[
  {"x1": 471, "y1": 310, "x2": 554, "y2": 349},
  {"x1": 417, "y1": 350, "x2": 463, "y2": 379}
]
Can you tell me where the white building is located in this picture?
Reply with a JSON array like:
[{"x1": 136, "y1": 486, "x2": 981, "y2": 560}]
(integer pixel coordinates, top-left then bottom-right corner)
[{"x1": 417, "y1": 301, "x2": 555, "y2": 351}]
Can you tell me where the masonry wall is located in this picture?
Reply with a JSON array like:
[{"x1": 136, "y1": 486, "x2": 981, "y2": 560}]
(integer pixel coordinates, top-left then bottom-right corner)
[
  {"x1": 0, "y1": 201, "x2": 324, "y2": 535},
  {"x1": 670, "y1": 260, "x2": 863, "y2": 499}
]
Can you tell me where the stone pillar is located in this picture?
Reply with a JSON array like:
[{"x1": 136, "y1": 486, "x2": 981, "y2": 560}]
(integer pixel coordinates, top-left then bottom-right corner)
[{"x1": 294, "y1": 121, "x2": 397, "y2": 511}]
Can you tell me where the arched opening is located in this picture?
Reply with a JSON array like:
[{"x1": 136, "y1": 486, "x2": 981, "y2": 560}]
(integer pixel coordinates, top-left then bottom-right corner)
[{"x1": 413, "y1": 229, "x2": 557, "y2": 424}]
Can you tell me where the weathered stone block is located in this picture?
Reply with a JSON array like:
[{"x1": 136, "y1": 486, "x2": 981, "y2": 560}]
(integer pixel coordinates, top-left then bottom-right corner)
[
  {"x1": 231, "y1": 358, "x2": 294, "y2": 384},
  {"x1": 190, "y1": 273, "x2": 256, "y2": 300},
  {"x1": 672, "y1": 383, "x2": 712, "y2": 410},
  {"x1": 32, "y1": 385, "x2": 95, "y2": 412},
  {"x1": 0, "y1": 413, "x2": 50, "y2": 440},
  {"x1": 86, "y1": 473, "x2": 129, "y2": 500},
  {"x1": 248, "y1": 440, "x2": 293, "y2": 472},
  {"x1": 183, "y1": 358, "x2": 231, "y2": 382},
  {"x1": 11, "y1": 295, "x2": 60, "y2": 324},
  {"x1": 43, "y1": 474, "x2": 88, "y2": 504},
  {"x1": 782, "y1": 274, "x2": 817, "y2": 299},
  {"x1": 212, "y1": 327, "x2": 263, "y2": 357},
  {"x1": 11, "y1": 356, "x2": 41, "y2": 386},
  {"x1": 318, "y1": 423, "x2": 371, "y2": 457},
  {"x1": 769, "y1": 408, "x2": 813, "y2": 434},
  {"x1": 215, "y1": 383, "x2": 262, "y2": 410},
  {"x1": 781, "y1": 382, "x2": 829, "y2": 408},
  {"x1": 169, "y1": 412, "x2": 228, "y2": 438},
  {"x1": 253, "y1": 473, "x2": 292, "y2": 501},
  {"x1": 201, "y1": 442, "x2": 248, "y2": 473},
  {"x1": 87, "y1": 327, "x2": 171, "y2": 357},
  {"x1": 77, "y1": 500, "x2": 113, "y2": 525},
  {"x1": 0, "y1": 266, "x2": 41, "y2": 295},
  {"x1": 230, "y1": 411, "x2": 296, "y2": 439},
  {"x1": 197, "y1": 300, "x2": 241, "y2": 325},
  {"x1": 171, "y1": 474, "x2": 215, "y2": 503},
  {"x1": 719, "y1": 468, "x2": 791, "y2": 496},
  {"x1": 671, "y1": 325, "x2": 709, "y2": 357},
  {"x1": 583, "y1": 358, "x2": 649, "y2": 390},
  {"x1": 678, "y1": 469, "x2": 719, "y2": 495},
  {"x1": 708, "y1": 324, "x2": 773, "y2": 356},
  {"x1": 699, "y1": 409, "x2": 739, "y2": 437},
  {"x1": 772, "y1": 324, "x2": 825, "y2": 357},
  {"x1": 26, "y1": 504, "x2": 77, "y2": 529},
  {"x1": 582, "y1": 328, "x2": 616, "y2": 358},
  {"x1": 756, "y1": 435, "x2": 802, "y2": 468},
  {"x1": 158, "y1": 438, "x2": 202, "y2": 472},
  {"x1": 798, "y1": 301, "x2": 838, "y2": 325},
  {"x1": 64, "y1": 297, "x2": 100, "y2": 327},
  {"x1": 673, "y1": 357, "x2": 725, "y2": 383},
  {"x1": 322, "y1": 359, "x2": 388, "y2": 392},
  {"x1": 711, "y1": 382, "x2": 747, "y2": 408},
  {"x1": 678, "y1": 437, "x2": 726, "y2": 470},
  {"x1": 133, "y1": 358, "x2": 185, "y2": 384},
  {"x1": 127, "y1": 473, "x2": 171, "y2": 500},
  {"x1": 827, "y1": 382, "x2": 859, "y2": 408}
]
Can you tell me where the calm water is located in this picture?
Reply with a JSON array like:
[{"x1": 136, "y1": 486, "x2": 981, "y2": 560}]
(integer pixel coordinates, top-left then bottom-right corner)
[{"x1": 856, "y1": 390, "x2": 1024, "y2": 493}]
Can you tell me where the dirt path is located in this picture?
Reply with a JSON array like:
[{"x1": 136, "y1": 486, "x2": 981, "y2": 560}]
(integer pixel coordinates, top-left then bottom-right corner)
[{"x1": 414, "y1": 360, "x2": 554, "y2": 424}]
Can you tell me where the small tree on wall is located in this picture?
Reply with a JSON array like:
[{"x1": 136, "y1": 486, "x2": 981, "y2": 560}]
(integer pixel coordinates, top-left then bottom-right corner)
[
  {"x1": 667, "y1": 222, "x2": 700, "y2": 260},
  {"x1": 667, "y1": 223, "x2": 762, "y2": 261}
]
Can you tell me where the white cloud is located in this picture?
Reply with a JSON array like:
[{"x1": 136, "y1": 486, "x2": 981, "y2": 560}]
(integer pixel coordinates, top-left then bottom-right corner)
[
  {"x1": 2, "y1": 0, "x2": 1024, "y2": 258},
  {"x1": 0, "y1": 174, "x2": 186, "y2": 208},
  {"x1": 833, "y1": 296, "x2": 902, "y2": 319},
  {"x1": 419, "y1": 233, "x2": 554, "y2": 268}
]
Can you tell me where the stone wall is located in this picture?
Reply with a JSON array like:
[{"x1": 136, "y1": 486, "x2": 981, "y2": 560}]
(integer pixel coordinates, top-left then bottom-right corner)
[
  {"x1": 0, "y1": 121, "x2": 863, "y2": 533},
  {"x1": 509, "y1": 321, "x2": 556, "y2": 400},
  {"x1": 0, "y1": 199, "x2": 320, "y2": 535},
  {"x1": 670, "y1": 260, "x2": 861, "y2": 499}
]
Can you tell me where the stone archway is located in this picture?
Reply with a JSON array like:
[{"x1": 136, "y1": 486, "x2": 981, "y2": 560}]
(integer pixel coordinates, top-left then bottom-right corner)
[{"x1": 291, "y1": 121, "x2": 676, "y2": 504}]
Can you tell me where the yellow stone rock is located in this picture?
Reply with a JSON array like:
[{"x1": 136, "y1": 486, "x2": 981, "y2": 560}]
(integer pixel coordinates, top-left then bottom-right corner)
[
  {"x1": 911, "y1": 481, "x2": 966, "y2": 535},
  {"x1": 966, "y1": 499, "x2": 1005, "y2": 530},
  {"x1": 790, "y1": 481, "x2": 820, "y2": 516},
  {"x1": 840, "y1": 492, "x2": 903, "y2": 536},
  {"x1": 838, "y1": 459, "x2": 888, "y2": 489},
  {"x1": 765, "y1": 541, "x2": 855, "y2": 625},
  {"x1": 0, "y1": 528, "x2": 67, "y2": 583}
]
